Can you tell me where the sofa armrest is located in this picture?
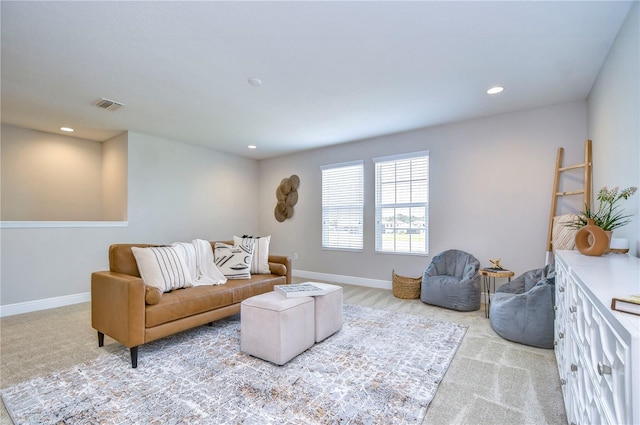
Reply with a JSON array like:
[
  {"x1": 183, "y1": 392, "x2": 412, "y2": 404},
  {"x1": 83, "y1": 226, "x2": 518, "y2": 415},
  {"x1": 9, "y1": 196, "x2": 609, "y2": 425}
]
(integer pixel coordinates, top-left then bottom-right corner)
[
  {"x1": 268, "y1": 255, "x2": 292, "y2": 284},
  {"x1": 91, "y1": 271, "x2": 146, "y2": 348}
]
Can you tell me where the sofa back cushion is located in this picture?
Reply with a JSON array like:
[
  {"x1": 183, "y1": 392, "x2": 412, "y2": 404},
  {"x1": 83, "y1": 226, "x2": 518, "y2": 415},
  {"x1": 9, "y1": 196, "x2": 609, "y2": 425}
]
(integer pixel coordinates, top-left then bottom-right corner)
[
  {"x1": 109, "y1": 244, "x2": 159, "y2": 277},
  {"x1": 109, "y1": 241, "x2": 234, "y2": 277}
]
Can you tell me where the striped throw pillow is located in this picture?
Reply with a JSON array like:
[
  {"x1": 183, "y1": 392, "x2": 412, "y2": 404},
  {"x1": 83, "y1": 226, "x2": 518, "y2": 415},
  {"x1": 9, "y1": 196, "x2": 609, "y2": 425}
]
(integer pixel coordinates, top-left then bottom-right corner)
[{"x1": 131, "y1": 246, "x2": 194, "y2": 293}]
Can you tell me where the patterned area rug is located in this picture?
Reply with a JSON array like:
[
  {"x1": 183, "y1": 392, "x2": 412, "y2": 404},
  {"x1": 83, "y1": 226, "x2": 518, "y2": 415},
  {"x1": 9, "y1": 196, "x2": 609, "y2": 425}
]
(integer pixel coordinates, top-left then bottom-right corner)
[{"x1": 1, "y1": 304, "x2": 466, "y2": 424}]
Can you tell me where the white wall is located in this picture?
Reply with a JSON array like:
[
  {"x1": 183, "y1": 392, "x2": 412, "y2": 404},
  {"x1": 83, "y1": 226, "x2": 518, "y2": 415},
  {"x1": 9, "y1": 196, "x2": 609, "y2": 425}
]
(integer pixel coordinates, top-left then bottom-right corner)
[
  {"x1": 0, "y1": 131, "x2": 260, "y2": 311},
  {"x1": 1, "y1": 124, "x2": 104, "y2": 221},
  {"x1": 587, "y1": 2, "x2": 639, "y2": 257},
  {"x1": 124, "y1": 131, "x2": 259, "y2": 242},
  {"x1": 259, "y1": 102, "x2": 587, "y2": 283}
]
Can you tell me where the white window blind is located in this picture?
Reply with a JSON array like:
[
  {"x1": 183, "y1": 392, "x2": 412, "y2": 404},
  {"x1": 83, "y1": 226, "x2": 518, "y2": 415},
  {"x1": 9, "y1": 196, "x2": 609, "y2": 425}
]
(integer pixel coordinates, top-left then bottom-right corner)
[
  {"x1": 321, "y1": 161, "x2": 364, "y2": 251},
  {"x1": 373, "y1": 151, "x2": 429, "y2": 254}
]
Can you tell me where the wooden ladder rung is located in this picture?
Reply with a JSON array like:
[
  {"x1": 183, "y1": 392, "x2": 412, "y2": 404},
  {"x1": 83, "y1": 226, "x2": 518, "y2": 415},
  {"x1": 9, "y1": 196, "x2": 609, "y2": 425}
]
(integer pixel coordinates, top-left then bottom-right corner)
[
  {"x1": 556, "y1": 190, "x2": 585, "y2": 196},
  {"x1": 559, "y1": 163, "x2": 587, "y2": 172}
]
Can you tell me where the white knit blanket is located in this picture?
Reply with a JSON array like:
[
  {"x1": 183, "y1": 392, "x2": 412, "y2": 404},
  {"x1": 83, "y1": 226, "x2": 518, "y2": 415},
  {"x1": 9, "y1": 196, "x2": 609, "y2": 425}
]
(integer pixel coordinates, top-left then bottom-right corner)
[{"x1": 173, "y1": 239, "x2": 227, "y2": 285}]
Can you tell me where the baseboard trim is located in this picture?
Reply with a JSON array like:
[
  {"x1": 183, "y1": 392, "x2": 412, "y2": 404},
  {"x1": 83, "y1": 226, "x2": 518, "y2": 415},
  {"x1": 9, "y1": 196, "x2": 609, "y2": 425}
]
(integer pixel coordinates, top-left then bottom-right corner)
[
  {"x1": 0, "y1": 292, "x2": 90, "y2": 318},
  {"x1": 293, "y1": 270, "x2": 392, "y2": 290}
]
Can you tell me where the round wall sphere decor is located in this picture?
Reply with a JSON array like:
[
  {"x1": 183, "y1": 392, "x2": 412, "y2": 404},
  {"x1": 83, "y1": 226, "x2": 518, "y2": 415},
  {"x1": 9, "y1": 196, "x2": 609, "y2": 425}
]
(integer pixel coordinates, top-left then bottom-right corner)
[{"x1": 275, "y1": 175, "x2": 299, "y2": 222}]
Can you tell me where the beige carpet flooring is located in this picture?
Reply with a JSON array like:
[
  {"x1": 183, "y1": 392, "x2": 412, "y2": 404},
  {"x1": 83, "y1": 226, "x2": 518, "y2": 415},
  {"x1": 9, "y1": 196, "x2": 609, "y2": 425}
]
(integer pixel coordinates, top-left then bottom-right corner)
[{"x1": 0, "y1": 281, "x2": 566, "y2": 424}]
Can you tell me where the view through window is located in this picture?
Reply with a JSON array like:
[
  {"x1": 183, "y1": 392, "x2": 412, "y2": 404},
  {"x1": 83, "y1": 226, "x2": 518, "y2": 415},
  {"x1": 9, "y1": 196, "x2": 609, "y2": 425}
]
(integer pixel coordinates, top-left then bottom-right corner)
[{"x1": 374, "y1": 151, "x2": 429, "y2": 254}]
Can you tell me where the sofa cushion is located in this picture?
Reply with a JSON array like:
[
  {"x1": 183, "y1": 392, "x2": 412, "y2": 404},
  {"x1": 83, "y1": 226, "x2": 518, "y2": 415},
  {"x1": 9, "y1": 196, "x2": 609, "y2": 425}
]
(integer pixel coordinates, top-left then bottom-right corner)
[
  {"x1": 144, "y1": 274, "x2": 284, "y2": 328},
  {"x1": 145, "y1": 286, "x2": 163, "y2": 305},
  {"x1": 228, "y1": 274, "x2": 285, "y2": 304},
  {"x1": 131, "y1": 246, "x2": 193, "y2": 292},
  {"x1": 214, "y1": 242, "x2": 253, "y2": 279},
  {"x1": 268, "y1": 262, "x2": 287, "y2": 276},
  {"x1": 109, "y1": 244, "x2": 159, "y2": 277},
  {"x1": 233, "y1": 235, "x2": 271, "y2": 274},
  {"x1": 145, "y1": 285, "x2": 235, "y2": 328}
]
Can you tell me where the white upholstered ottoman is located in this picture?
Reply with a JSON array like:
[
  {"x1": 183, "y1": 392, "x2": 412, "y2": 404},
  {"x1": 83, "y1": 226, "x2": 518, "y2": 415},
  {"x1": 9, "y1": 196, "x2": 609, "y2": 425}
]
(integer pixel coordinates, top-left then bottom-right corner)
[
  {"x1": 240, "y1": 291, "x2": 315, "y2": 365},
  {"x1": 308, "y1": 282, "x2": 344, "y2": 343}
]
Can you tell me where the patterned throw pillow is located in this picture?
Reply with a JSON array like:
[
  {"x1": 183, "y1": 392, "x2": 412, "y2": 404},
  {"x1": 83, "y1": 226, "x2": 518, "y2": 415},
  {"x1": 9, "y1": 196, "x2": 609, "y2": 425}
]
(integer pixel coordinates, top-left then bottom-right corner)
[
  {"x1": 552, "y1": 214, "x2": 578, "y2": 251},
  {"x1": 131, "y1": 246, "x2": 194, "y2": 293},
  {"x1": 233, "y1": 235, "x2": 271, "y2": 274},
  {"x1": 214, "y1": 242, "x2": 253, "y2": 279}
]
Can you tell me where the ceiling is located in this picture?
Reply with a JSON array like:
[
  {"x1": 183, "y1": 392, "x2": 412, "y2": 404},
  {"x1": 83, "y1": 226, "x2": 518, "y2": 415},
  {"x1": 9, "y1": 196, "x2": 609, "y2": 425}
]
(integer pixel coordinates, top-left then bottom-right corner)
[{"x1": 1, "y1": 1, "x2": 633, "y2": 160}]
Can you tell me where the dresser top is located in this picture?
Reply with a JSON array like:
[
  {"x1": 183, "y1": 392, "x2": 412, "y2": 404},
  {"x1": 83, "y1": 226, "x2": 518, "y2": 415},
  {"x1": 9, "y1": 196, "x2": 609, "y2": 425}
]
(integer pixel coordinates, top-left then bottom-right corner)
[{"x1": 556, "y1": 250, "x2": 640, "y2": 333}]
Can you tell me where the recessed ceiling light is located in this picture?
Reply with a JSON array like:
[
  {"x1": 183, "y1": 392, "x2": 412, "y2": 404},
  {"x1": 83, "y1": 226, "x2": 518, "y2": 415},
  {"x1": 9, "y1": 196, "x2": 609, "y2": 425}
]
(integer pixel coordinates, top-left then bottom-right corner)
[
  {"x1": 487, "y1": 86, "x2": 504, "y2": 95},
  {"x1": 248, "y1": 145, "x2": 257, "y2": 149},
  {"x1": 60, "y1": 127, "x2": 74, "y2": 132},
  {"x1": 248, "y1": 78, "x2": 262, "y2": 87}
]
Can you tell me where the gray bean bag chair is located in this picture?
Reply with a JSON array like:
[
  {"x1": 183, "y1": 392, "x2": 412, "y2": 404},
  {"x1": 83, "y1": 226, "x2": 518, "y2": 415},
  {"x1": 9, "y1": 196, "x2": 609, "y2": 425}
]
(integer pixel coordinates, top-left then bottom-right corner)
[
  {"x1": 421, "y1": 250, "x2": 481, "y2": 311},
  {"x1": 489, "y1": 264, "x2": 555, "y2": 349}
]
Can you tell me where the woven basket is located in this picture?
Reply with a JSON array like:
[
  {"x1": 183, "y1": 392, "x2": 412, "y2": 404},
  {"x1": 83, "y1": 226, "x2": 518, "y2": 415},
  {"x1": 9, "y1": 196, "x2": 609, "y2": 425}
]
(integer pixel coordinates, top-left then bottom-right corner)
[{"x1": 392, "y1": 270, "x2": 422, "y2": 299}]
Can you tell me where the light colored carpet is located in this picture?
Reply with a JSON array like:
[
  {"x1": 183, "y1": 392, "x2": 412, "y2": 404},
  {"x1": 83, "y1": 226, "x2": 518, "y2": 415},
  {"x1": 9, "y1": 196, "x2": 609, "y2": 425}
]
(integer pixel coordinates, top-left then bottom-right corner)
[
  {"x1": 2, "y1": 304, "x2": 465, "y2": 424},
  {"x1": 0, "y1": 281, "x2": 567, "y2": 424}
]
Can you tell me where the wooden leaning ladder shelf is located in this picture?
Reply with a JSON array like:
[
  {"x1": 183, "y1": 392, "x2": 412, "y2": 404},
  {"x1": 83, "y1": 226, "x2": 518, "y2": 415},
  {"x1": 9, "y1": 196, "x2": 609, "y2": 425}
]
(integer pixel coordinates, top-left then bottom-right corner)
[{"x1": 545, "y1": 139, "x2": 592, "y2": 263}]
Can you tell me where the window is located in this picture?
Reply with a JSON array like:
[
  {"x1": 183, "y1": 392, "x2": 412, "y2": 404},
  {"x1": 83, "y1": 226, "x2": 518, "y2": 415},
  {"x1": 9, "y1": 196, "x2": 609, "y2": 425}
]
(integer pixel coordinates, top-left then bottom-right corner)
[
  {"x1": 374, "y1": 151, "x2": 429, "y2": 254},
  {"x1": 321, "y1": 161, "x2": 364, "y2": 251}
]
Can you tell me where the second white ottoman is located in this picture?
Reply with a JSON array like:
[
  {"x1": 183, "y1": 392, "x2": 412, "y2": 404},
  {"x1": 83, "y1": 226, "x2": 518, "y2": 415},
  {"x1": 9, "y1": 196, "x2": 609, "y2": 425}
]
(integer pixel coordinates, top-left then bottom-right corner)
[
  {"x1": 309, "y1": 282, "x2": 344, "y2": 343},
  {"x1": 240, "y1": 291, "x2": 315, "y2": 365}
]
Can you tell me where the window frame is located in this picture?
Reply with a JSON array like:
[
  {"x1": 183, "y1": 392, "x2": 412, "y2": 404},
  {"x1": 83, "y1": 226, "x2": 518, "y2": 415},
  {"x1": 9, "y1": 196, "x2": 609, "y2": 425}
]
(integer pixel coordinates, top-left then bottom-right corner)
[
  {"x1": 373, "y1": 151, "x2": 429, "y2": 255},
  {"x1": 320, "y1": 160, "x2": 364, "y2": 252}
]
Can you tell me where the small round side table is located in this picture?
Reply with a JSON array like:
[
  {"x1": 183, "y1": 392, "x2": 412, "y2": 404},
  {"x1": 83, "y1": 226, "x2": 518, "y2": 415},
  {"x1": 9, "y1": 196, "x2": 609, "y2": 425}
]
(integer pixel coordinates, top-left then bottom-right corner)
[{"x1": 480, "y1": 269, "x2": 515, "y2": 318}]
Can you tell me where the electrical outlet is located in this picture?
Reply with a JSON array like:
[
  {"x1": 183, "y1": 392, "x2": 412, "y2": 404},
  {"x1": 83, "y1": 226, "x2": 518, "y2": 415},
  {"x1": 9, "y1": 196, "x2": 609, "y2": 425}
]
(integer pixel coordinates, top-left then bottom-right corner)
[{"x1": 293, "y1": 252, "x2": 299, "y2": 260}]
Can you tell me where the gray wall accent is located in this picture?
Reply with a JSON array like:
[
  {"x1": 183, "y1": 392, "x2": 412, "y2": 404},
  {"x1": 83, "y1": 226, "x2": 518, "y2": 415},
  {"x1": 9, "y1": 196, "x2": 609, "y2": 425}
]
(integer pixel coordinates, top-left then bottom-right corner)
[{"x1": 258, "y1": 102, "x2": 588, "y2": 281}]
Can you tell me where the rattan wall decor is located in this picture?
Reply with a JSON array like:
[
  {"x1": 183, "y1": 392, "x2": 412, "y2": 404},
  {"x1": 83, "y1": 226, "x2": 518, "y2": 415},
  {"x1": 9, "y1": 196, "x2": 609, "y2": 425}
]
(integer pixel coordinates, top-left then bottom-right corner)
[{"x1": 275, "y1": 174, "x2": 299, "y2": 222}]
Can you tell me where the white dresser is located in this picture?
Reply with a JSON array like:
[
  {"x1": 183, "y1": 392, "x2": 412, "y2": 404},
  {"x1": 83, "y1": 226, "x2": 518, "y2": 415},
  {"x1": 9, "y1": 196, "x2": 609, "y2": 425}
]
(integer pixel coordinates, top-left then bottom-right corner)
[{"x1": 555, "y1": 250, "x2": 640, "y2": 425}]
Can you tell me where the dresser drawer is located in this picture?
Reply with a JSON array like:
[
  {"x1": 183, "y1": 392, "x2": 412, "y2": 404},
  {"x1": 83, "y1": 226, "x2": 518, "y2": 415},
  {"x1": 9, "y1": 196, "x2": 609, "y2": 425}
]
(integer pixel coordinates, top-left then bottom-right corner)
[{"x1": 584, "y1": 292, "x2": 630, "y2": 424}]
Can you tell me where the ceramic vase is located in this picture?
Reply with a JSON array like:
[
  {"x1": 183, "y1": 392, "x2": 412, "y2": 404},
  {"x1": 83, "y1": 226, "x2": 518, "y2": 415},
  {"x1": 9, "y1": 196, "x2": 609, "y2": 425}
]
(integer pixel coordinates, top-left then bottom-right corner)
[{"x1": 575, "y1": 219, "x2": 609, "y2": 256}]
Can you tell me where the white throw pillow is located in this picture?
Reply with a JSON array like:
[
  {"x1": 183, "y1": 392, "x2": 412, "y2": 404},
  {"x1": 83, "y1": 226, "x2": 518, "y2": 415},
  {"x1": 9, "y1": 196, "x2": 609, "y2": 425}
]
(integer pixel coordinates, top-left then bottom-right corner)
[
  {"x1": 233, "y1": 235, "x2": 271, "y2": 274},
  {"x1": 214, "y1": 242, "x2": 253, "y2": 279},
  {"x1": 131, "y1": 246, "x2": 194, "y2": 292}
]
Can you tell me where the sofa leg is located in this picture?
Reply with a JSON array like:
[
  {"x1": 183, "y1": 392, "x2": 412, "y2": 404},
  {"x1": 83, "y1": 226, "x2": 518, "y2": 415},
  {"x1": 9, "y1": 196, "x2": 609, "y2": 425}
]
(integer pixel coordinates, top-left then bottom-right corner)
[
  {"x1": 98, "y1": 331, "x2": 104, "y2": 347},
  {"x1": 130, "y1": 346, "x2": 139, "y2": 368}
]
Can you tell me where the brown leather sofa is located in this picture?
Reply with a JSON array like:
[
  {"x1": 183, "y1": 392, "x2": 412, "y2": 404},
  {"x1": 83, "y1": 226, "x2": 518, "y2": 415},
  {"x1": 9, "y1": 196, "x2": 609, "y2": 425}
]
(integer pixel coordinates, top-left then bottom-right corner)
[{"x1": 91, "y1": 242, "x2": 291, "y2": 368}]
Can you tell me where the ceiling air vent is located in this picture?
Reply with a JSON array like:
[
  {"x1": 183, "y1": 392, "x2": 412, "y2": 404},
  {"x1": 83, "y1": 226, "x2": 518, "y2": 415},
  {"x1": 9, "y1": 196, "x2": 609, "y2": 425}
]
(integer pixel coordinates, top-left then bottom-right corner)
[{"x1": 93, "y1": 98, "x2": 125, "y2": 111}]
